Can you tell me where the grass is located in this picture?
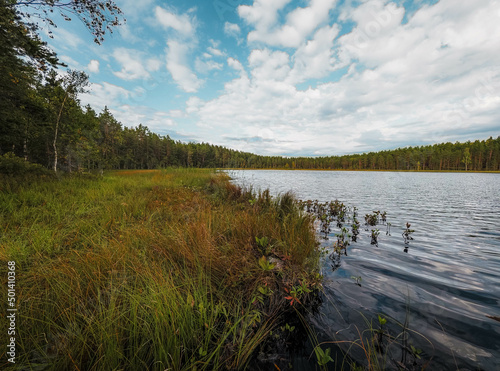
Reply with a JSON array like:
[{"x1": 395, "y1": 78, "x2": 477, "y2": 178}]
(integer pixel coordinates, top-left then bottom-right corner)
[{"x1": 0, "y1": 169, "x2": 322, "y2": 370}]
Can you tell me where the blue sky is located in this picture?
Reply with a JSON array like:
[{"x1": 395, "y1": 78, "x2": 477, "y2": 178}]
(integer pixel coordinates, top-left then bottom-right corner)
[{"x1": 39, "y1": 0, "x2": 500, "y2": 156}]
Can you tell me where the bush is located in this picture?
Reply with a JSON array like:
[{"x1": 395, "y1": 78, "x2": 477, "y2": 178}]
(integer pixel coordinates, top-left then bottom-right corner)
[{"x1": 0, "y1": 153, "x2": 52, "y2": 177}]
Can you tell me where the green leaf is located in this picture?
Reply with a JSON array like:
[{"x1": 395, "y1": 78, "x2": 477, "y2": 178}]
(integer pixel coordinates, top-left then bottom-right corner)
[
  {"x1": 258, "y1": 255, "x2": 275, "y2": 271},
  {"x1": 314, "y1": 346, "x2": 333, "y2": 366}
]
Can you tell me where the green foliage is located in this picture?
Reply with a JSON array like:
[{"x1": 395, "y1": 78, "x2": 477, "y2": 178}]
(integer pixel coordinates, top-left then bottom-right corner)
[
  {"x1": 402, "y1": 222, "x2": 415, "y2": 244},
  {"x1": 462, "y1": 147, "x2": 472, "y2": 171},
  {"x1": 258, "y1": 256, "x2": 276, "y2": 271},
  {"x1": 410, "y1": 344, "x2": 423, "y2": 359},
  {"x1": 351, "y1": 275, "x2": 362, "y2": 286},
  {"x1": 314, "y1": 346, "x2": 334, "y2": 367},
  {"x1": 0, "y1": 152, "x2": 52, "y2": 176},
  {"x1": 370, "y1": 229, "x2": 380, "y2": 245},
  {"x1": 255, "y1": 236, "x2": 271, "y2": 255},
  {"x1": 365, "y1": 212, "x2": 379, "y2": 226}
]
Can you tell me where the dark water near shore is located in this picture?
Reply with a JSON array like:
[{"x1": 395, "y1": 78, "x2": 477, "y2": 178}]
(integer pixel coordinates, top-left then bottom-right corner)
[{"x1": 228, "y1": 170, "x2": 500, "y2": 370}]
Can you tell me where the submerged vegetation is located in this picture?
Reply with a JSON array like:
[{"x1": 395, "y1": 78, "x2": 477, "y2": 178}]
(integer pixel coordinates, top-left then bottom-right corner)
[
  {"x1": 0, "y1": 169, "x2": 323, "y2": 370},
  {"x1": 298, "y1": 200, "x2": 432, "y2": 370}
]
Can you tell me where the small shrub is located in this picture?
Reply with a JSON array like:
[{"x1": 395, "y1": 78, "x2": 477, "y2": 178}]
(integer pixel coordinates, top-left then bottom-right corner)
[{"x1": 0, "y1": 153, "x2": 52, "y2": 177}]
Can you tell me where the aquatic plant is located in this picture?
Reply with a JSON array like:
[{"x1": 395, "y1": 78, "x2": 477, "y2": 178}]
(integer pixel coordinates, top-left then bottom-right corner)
[
  {"x1": 365, "y1": 213, "x2": 378, "y2": 227},
  {"x1": 380, "y1": 211, "x2": 387, "y2": 224},
  {"x1": 371, "y1": 229, "x2": 380, "y2": 246},
  {"x1": 351, "y1": 275, "x2": 363, "y2": 287},
  {"x1": 284, "y1": 286, "x2": 302, "y2": 306},
  {"x1": 314, "y1": 346, "x2": 334, "y2": 367},
  {"x1": 402, "y1": 222, "x2": 415, "y2": 244}
]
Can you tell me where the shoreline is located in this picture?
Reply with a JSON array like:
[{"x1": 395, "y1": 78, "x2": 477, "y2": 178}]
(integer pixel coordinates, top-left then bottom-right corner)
[{"x1": 221, "y1": 168, "x2": 500, "y2": 173}]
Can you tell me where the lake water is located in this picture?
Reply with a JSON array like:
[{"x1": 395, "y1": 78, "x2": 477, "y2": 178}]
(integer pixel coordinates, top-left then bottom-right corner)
[{"x1": 228, "y1": 170, "x2": 500, "y2": 370}]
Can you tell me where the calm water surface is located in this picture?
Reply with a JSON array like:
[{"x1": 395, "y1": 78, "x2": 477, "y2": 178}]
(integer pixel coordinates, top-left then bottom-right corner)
[{"x1": 228, "y1": 170, "x2": 500, "y2": 370}]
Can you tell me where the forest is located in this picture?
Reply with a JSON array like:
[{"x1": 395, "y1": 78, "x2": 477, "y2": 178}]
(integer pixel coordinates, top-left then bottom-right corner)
[{"x1": 1, "y1": 0, "x2": 499, "y2": 173}]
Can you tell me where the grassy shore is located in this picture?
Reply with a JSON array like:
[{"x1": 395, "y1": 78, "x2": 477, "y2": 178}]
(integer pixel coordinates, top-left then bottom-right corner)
[{"x1": 0, "y1": 169, "x2": 322, "y2": 370}]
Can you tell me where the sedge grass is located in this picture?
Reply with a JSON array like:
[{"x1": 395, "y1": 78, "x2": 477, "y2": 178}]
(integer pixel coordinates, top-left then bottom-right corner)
[{"x1": 0, "y1": 169, "x2": 322, "y2": 370}]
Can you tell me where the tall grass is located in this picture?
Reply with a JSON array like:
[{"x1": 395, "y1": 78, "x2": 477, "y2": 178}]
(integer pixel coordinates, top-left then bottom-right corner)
[{"x1": 0, "y1": 169, "x2": 322, "y2": 370}]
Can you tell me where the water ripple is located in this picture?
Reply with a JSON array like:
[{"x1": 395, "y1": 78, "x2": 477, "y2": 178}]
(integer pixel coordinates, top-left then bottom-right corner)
[{"x1": 229, "y1": 170, "x2": 500, "y2": 370}]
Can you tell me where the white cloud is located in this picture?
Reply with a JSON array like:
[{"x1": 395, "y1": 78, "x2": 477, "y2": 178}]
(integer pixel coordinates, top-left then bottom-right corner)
[
  {"x1": 288, "y1": 24, "x2": 340, "y2": 83},
  {"x1": 118, "y1": 0, "x2": 155, "y2": 19},
  {"x1": 168, "y1": 109, "x2": 185, "y2": 118},
  {"x1": 155, "y1": 6, "x2": 195, "y2": 38},
  {"x1": 113, "y1": 105, "x2": 177, "y2": 130},
  {"x1": 49, "y1": 27, "x2": 84, "y2": 51},
  {"x1": 186, "y1": 96, "x2": 203, "y2": 114},
  {"x1": 227, "y1": 57, "x2": 246, "y2": 74},
  {"x1": 166, "y1": 40, "x2": 203, "y2": 92},
  {"x1": 78, "y1": 0, "x2": 500, "y2": 156},
  {"x1": 178, "y1": 0, "x2": 500, "y2": 155},
  {"x1": 87, "y1": 60, "x2": 100, "y2": 74},
  {"x1": 238, "y1": 0, "x2": 292, "y2": 30},
  {"x1": 118, "y1": 24, "x2": 142, "y2": 44},
  {"x1": 112, "y1": 48, "x2": 161, "y2": 81},
  {"x1": 249, "y1": 49, "x2": 291, "y2": 82},
  {"x1": 195, "y1": 58, "x2": 223, "y2": 74},
  {"x1": 224, "y1": 22, "x2": 241, "y2": 37},
  {"x1": 240, "y1": 0, "x2": 338, "y2": 48},
  {"x1": 207, "y1": 46, "x2": 224, "y2": 57},
  {"x1": 80, "y1": 82, "x2": 133, "y2": 112},
  {"x1": 146, "y1": 59, "x2": 162, "y2": 72}
]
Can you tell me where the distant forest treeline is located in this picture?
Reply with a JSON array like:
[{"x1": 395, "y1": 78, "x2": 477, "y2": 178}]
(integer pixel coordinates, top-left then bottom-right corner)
[
  {"x1": 3, "y1": 97, "x2": 500, "y2": 172},
  {"x1": 1, "y1": 0, "x2": 499, "y2": 172}
]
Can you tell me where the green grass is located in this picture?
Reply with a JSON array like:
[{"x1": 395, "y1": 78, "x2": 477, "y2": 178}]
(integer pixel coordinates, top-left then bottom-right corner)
[{"x1": 0, "y1": 169, "x2": 322, "y2": 370}]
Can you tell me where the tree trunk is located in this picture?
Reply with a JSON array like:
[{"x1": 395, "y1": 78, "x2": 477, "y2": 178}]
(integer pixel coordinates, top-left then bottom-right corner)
[{"x1": 53, "y1": 94, "x2": 68, "y2": 172}]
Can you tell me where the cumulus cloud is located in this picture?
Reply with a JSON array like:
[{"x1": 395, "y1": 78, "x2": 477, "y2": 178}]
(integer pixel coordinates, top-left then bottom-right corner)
[
  {"x1": 112, "y1": 48, "x2": 161, "y2": 81},
  {"x1": 155, "y1": 6, "x2": 196, "y2": 38},
  {"x1": 179, "y1": 0, "x2": 500, "y2": 155},
  {"x1": 249, "y1": 49, "x2": 291, "y2": 82},
  {"x1": 87, "y1": 60, "x2": 100, "y2": 73},
  {"x1": 207, "y1": 46, "x2": 224, "y2": 57},
  {"x1": 154, "y1": 6, "x2": 203, "y2": 92},
  {"x1": 80, "y1": 82, "x2": 134, "y2": 112},
  {"x1": 49, "y1": 27, "x2": 84, "y2": 51},
  {"x1": 240, "y1": 0, "x2": 338, "y2": 48},
  {"x1": 288, "y1": 24, "x2": 340, "y2": 83},
  {"x1": 78, "y1": 0, "x2": 500, "y2": 156},
  {"x1": 227, "y1": 57, "x2": 246, "y2": 74},
  {"x1": 195, "y1": 58, "x2": 223, "y2": 74},
  {"x1": 112, "y1": 105, "x2": 177, "y2": 131},
  {"x1": 166, "y1": 40, "x2": 203, "y2": 92},
  {"x1": 224, "y1": 22, "x2": 241, "y2": 37}
]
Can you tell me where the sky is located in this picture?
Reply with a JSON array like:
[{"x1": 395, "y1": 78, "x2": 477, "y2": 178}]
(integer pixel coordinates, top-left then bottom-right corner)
[{"x1": 37, "y1": 0, "x2": 500, "y2": 156}]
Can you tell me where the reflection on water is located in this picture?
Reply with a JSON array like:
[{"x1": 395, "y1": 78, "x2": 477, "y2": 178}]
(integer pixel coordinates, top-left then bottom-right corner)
[{"x1": 228, "y1": 170, "x2": 500, "y2": 370}]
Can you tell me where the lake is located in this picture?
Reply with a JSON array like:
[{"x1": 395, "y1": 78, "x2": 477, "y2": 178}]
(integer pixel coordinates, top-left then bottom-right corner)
[{"x1": 228, "y1": 170, "x2": 500, "y2": 370}]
